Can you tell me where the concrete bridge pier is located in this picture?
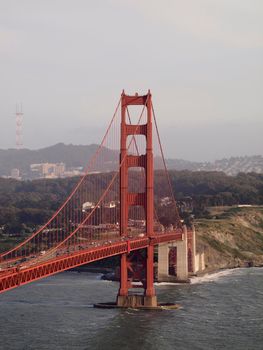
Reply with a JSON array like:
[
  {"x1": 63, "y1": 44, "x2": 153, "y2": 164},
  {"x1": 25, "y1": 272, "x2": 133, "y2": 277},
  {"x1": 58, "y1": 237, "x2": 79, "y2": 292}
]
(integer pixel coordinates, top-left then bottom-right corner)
[
  {"x1": 157, "y1": 226, "x2": 192, "y2": 282},
  {"x1": 157, "y1": 243, "x2": 169, "y2": 281},
  {"x1": 191, "y1": 225, "x2": 197, "y2": 274},
  {"x1": 176, "y1": 226, "x2": 189, "y2": 281}
]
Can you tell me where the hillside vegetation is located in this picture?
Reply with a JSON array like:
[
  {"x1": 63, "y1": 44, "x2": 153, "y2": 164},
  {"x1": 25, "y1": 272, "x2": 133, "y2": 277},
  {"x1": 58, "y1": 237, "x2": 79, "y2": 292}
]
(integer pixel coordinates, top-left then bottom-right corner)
[
  {"x1": 196, "y1": 206, "x2": 263, "y2": 270},
  {"x1": 0, "y1": 171, "x2": 262, "y2": 236},
  {"x1": 0, "y1": 171, "x2": 263, "y2": 265}
]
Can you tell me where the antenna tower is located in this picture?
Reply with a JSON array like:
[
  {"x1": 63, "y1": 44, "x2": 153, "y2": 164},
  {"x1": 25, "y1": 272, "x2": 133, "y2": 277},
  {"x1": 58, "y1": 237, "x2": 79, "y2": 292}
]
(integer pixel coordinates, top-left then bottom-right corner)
[{"x1": 15, "y1": 103, "x2": 23, "y2": 149}]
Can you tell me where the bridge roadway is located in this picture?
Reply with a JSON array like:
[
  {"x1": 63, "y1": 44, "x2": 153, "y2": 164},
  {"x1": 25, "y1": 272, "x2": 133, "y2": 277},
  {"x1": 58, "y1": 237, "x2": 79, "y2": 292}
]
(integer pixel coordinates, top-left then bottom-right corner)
[{"x1": 0, "y1": 231, "x2": 182, "y2": 294}]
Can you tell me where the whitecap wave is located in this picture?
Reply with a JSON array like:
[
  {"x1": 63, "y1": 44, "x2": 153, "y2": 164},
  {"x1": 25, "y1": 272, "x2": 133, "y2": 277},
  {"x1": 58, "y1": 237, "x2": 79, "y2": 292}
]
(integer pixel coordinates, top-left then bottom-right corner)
[
  {"x1": 155, "y1": 282, "x2": 181, "y2": 286},
  {"x1": 190, "y1": 269, "x2": 239, "y2": 284}
]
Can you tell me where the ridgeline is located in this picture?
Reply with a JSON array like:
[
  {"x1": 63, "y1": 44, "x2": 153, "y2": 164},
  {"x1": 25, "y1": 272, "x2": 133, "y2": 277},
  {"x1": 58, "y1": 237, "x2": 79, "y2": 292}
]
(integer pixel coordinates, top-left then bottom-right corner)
[{"x1": 1, "y1": 143, "x2": 262, "y2": 177}]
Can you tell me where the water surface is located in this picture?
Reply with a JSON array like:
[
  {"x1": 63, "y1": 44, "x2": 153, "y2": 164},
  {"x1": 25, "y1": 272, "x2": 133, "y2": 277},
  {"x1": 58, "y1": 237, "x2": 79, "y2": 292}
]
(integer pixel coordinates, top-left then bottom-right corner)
[{"x1": 0, "y1": 268, "x2": 262, "y2": 350}]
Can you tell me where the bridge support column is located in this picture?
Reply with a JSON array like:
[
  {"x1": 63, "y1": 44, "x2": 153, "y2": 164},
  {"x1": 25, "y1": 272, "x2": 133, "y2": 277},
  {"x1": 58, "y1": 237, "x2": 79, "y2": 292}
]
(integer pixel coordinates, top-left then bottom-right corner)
[
  {"x1": 157, "y1": 226, "x2": 189, "y2": 282},
  {"x1": 144, "y1": 244, "x2": 157, "y2": 307},
  {"x1": 191, "y1": 225, "x2": 197, "y2": 274},
  {"x1": 116, "y1": 91, "x2": 158, "y2": 308},
  {"x1": 157, "y1": 243, "x2": 169, "y2": 281},
  {"x1": 118, "y1": 253, "x2": 128, "y2": 297},
  {"x1": 176, "y1": 227, "x2": 188, "y2": 281},
  {"x1": 117, "y1": 246, "x2": 157, "y2": 308}
]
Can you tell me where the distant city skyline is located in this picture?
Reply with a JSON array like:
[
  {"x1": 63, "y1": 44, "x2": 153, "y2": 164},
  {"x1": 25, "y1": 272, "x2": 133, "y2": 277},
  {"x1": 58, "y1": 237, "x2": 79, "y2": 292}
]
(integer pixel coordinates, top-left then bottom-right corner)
[{"x1": 0, "y1": 1, "x2": 262, "y2": 161}]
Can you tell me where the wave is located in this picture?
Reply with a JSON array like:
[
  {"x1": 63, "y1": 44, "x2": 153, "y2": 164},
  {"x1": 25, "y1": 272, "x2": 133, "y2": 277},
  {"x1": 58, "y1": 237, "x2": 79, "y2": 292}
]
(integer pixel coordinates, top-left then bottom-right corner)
[
  {"x1": 190, "y1": 268, "x2": 240, "y2": 284},
  {"x1": 155, "y1": 282, "x2": 182, "y2": 286}
]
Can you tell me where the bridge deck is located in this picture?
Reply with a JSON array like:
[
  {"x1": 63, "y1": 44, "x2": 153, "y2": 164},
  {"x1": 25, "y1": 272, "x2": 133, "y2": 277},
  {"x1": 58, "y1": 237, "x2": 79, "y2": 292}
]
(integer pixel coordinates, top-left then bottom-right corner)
[{"x1": 0, "y1": 232, "x2": 182, "y2": 294}]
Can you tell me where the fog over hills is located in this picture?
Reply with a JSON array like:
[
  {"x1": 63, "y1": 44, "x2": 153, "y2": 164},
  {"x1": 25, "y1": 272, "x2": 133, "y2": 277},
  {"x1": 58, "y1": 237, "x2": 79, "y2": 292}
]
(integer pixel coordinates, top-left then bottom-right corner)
[{"x1": 0, "y1": 143, "x2": 262, "y2": 177}]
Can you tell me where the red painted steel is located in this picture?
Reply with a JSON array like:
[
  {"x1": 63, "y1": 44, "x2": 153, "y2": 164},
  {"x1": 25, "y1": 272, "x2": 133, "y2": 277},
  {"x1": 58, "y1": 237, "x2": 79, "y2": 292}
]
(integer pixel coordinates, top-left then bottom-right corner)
[
  {"x1": 118, "y1": 91, "x2": 156, "y2": 299},
  {"x1": 0, "y1": 98, "x2": 122, "y2": 263},
  {"x1": 0, "y1": 233, "x2": 182, "y2": 293},
  {"x1": 0, "y1": 91, "x2": 184, "y2": 297}
]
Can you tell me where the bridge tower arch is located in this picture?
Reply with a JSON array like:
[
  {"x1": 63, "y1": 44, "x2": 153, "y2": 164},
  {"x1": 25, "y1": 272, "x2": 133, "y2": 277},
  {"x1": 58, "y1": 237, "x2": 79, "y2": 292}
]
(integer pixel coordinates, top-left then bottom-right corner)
[{"x1": 117, "y1": 90, "x2": 157, "y2": 307}]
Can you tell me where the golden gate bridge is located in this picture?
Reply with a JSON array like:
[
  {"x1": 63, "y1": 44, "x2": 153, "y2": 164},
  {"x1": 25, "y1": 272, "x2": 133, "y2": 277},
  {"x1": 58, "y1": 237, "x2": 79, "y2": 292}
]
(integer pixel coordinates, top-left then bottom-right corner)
[{"x1": 0, "y1": 91, "x2": 195, "y2": 308}]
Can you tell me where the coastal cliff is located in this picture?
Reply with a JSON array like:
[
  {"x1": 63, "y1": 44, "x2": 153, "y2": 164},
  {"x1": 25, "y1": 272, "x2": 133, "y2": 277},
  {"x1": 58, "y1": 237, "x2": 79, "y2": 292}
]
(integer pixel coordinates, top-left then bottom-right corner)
[{"x1": 195, "y1": 206, "x2": 263, "y2": 272}]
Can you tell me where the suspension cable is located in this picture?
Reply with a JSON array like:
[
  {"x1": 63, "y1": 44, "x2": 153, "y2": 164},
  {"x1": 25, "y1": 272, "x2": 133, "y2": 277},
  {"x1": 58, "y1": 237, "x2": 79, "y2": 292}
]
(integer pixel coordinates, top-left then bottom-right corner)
[
  {"x1": 0, "y1": 97, "x2": 122, "y2": 260},
  {"x1": 32, "y1": 96, "x2": 150, "y2": 262},
  {"x1": 152, "y1": 104, "x2": 182, "y2": 229}
]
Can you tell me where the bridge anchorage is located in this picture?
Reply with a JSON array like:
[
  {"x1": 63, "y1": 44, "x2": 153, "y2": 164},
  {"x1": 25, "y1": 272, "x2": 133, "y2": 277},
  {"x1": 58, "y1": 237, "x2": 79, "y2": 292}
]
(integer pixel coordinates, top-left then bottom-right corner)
[{"x1": 0, "y1": 90, "x2": 197, "y2": 309}]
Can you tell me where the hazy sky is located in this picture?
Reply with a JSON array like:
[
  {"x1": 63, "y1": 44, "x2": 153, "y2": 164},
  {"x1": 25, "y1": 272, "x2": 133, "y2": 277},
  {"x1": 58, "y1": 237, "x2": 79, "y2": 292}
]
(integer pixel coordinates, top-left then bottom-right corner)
[{"x1": 0, "y1": 0, "x2": 262, "y2": 161}]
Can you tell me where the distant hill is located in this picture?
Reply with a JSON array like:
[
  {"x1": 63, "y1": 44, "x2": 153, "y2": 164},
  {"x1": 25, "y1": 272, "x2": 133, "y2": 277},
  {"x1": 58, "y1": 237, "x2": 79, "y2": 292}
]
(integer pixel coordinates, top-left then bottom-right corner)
[
  {"x1": 0, "y1": 143, "x2": 262, "y2": 177},
  {"x1": 166, "y1": 155, "x2": 263, "y2": 175},
  {"x1": 0, "y1": 143, "x2": 117, "y2": 177}
]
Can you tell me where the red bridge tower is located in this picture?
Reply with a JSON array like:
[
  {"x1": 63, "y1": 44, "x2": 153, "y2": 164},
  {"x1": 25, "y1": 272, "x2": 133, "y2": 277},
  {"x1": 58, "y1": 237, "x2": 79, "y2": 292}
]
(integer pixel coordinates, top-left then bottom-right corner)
[{"x1": 117, "y1": 91, "x2": 157, "y2": 307}]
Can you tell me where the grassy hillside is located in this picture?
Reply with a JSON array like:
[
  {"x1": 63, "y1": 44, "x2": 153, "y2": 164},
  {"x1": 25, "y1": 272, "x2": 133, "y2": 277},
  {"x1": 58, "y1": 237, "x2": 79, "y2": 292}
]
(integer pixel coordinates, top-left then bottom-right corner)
[{"x1": 196, "y1": 206, "x2": 263, "y2": 271}]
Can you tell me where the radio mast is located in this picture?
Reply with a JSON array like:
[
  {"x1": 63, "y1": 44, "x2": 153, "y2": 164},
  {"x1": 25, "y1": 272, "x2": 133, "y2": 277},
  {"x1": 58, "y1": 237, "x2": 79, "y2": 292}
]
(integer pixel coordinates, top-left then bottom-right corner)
[{"x1": 15, "y1": 103, "x2": 23, "y2": 149}]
